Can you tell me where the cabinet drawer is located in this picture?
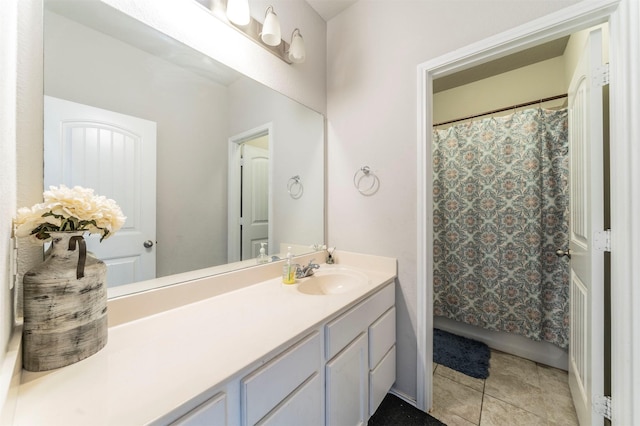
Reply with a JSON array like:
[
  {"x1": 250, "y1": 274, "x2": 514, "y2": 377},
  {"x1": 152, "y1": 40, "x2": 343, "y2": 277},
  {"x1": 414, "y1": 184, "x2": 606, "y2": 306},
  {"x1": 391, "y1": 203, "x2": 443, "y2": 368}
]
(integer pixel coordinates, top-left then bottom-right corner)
[
  {"x1": 369, "y1": 307, "x2": 395, "y2": 369},
  {"x1": 258, "y1": 373, "x2": 322, "y2": 426},
  {"x1": 242, "y1": 331, "x2": 320, "y2": 426},
  {"x1": 171, "y1": 392, "x2": 226, "y2": 426},
  {"x1": 325, "y1": 283, "x2": 394, "y2": 360},
  {"x1": 369, "y1": 345, "x2": 396, "y2": 416}
]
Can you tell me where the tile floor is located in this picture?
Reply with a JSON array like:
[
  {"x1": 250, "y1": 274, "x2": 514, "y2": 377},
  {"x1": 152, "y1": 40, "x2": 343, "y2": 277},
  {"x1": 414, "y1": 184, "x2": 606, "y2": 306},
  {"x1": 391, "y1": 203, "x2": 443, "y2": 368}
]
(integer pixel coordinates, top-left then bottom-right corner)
[{"x1": 430, "y1": 349, "x2": 579, "y2": 426}]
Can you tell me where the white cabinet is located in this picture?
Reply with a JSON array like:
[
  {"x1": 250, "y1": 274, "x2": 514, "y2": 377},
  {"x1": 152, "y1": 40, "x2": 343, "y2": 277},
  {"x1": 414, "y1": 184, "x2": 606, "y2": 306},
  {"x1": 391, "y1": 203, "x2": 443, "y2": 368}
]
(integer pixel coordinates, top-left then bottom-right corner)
[
  {"x1": 258, "y1": 374, "x2": 322, "y2": 426},
  {"x1": 164, "y1": 283, "x2": 395, "y2": 426},
  {"x1": 326, "y1": 332, "x2": 369, "y2": 426},
  {"x1": 171, "y1": 392, "x2": 227, "y2": 426},
  {"x1": 242, "y1": 332, "x2": 322, "y2": 426},
  {"x1": 368, "y1": 307, "x2": 396, "y2": 415},
  {"x1": 325, "y1": 284, "x2": 396, "y2": 425}
]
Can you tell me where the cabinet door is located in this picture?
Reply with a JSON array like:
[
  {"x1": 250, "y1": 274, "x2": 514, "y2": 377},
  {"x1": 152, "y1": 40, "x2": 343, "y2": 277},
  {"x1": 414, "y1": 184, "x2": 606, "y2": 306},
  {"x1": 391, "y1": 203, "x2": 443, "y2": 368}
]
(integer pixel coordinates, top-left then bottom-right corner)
[{"x1": 326, "y1": 332, "x2": 368, "y2": 426}]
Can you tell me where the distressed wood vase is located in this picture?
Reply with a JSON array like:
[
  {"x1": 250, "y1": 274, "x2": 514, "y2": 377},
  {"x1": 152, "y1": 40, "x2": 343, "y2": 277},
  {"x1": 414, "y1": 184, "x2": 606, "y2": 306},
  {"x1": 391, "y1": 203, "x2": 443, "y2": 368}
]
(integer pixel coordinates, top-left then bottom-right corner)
[{"x1": 23, "y1": 231, "x2": 108, "y2": 371}]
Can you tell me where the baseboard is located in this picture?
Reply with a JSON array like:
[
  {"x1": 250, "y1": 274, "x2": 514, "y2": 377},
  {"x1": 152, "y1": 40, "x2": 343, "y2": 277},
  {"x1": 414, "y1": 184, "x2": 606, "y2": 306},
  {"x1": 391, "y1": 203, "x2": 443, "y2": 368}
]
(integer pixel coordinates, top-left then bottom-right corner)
[
  {"x1": 388, "y1": 387, "x2": 418, "y2": 408},
  {"x1": 434, "y1": 317, "x2": 568, "y2": 370}
]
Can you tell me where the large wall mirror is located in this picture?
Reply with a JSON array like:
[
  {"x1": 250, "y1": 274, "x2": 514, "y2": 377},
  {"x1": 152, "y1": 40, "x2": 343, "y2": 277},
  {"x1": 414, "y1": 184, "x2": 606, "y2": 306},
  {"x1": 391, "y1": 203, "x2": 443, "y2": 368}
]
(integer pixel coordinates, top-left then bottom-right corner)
[{"x1": 43, "y1": 1, "x2": 325, "y2": 298}]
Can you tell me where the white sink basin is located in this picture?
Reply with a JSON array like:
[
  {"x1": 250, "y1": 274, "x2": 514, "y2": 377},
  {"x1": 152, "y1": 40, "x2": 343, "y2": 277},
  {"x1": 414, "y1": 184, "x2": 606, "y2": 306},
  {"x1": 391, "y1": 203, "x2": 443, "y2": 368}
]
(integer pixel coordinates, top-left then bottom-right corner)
[{"x1": 297, "y1": 268, "x2": 369, "y2": 295}]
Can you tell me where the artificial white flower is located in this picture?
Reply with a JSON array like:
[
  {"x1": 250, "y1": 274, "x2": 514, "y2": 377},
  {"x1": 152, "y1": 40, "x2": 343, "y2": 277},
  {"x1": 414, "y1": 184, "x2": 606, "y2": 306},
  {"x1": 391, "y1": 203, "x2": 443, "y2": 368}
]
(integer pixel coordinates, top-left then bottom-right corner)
[{"x1": 14, "y1": 185, "x2": 126, "y2": 243}]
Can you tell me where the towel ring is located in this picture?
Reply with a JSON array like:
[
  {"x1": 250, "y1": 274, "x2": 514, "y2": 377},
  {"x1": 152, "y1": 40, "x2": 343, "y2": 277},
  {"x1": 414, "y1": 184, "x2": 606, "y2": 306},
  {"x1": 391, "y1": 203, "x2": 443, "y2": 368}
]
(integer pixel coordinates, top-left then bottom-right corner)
[
  {"x1": 287, "y1": 175, "x2": 303, "y2": 199},
  {"x1": 353, "y1": 166, "x2": 379, "y2": 196}
]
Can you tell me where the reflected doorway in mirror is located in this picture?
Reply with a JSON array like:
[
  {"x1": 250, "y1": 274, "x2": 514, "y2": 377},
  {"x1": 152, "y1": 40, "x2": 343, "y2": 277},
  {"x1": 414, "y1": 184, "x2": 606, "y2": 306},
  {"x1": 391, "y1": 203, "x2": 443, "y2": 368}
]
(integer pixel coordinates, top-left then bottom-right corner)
[{"x1": 228, "y1": 124, "x2": 273, "y2": 262}]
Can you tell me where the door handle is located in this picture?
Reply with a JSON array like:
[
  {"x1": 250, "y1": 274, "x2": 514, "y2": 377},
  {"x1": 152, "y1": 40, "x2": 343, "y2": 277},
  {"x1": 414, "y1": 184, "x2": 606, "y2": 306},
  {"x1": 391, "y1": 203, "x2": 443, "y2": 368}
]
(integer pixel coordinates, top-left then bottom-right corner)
[
  {"x1": 555, "y1": 248, "x2": 571, "y2": 259},
  {"x1": 143, "y1": 240, "x2": 154, "y2": 248}
]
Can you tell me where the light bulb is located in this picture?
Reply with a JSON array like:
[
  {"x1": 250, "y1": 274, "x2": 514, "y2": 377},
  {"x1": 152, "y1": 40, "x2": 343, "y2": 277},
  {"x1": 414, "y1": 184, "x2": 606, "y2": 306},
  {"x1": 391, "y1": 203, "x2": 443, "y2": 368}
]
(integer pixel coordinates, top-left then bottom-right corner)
[
  {"x1": 260, "y1": 6, "x2": 281, "y2": 46},
  {"x1": 226, "y1": 0, "x2": 250, "y2": 26},
  {"x1": 288, "y1": 29, "x2": 305, "y2": 63}
]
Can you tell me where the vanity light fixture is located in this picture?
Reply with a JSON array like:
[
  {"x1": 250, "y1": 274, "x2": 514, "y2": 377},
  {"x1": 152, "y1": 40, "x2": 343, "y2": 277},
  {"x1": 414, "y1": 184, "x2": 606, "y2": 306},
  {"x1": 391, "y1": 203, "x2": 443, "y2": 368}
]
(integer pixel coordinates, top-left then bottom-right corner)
[
  {"x1": 288, "y1": 28, "x2": 305, "y2": 64},
  {"x1": 209, "y1": 0, "x2": 305, "y2": 64},
  {"x1": 226, "y1": 0, "x2": 250, "y2": 26},
  {"x1": 260, "y1": 6, "x2": 281, "y2": 46}
]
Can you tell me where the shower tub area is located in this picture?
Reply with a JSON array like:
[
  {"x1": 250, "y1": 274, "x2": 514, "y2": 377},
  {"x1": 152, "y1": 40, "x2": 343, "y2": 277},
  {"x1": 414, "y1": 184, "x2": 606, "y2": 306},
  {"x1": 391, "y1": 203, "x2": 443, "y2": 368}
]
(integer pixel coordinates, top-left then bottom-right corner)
[{"x1": 432, "y1": 106, "x2": 570, "y2": 370}]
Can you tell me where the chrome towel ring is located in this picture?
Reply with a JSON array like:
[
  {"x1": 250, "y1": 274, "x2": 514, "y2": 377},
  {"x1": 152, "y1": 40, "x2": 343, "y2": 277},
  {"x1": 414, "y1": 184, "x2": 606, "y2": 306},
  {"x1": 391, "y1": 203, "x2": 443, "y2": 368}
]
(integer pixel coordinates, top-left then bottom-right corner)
[
  {"x1": 287, "y1": 175, "x2": 303, "y2": 199},
  {"x1": 353, "y1": 166, "x2": 380, "y2": 196}
]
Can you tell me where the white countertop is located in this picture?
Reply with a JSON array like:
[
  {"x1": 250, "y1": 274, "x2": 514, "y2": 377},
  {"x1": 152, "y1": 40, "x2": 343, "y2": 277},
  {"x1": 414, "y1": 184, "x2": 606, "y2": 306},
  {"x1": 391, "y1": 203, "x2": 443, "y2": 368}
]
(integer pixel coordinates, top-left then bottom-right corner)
[{"x1": 14, "y1": 254, "x2": 396, "y2": 425}]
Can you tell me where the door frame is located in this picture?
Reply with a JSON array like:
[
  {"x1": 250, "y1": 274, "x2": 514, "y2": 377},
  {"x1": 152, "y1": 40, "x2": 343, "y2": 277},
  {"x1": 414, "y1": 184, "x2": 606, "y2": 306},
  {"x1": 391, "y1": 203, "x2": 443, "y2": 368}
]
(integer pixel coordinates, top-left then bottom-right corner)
[
  {"x1": 416, "y1": 0, "x2": 640, "y2": 423},
  {"x1": 228, "y1": 123, "x2": 274, "y2": 263}
]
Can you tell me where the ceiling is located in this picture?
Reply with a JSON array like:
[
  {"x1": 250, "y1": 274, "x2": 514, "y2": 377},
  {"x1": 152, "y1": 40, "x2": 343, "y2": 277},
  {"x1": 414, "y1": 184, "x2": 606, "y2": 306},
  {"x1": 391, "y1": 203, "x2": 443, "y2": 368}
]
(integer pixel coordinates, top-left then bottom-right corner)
[{"x1": 306, "y1": 0, "x2": 358, "y2": 21}]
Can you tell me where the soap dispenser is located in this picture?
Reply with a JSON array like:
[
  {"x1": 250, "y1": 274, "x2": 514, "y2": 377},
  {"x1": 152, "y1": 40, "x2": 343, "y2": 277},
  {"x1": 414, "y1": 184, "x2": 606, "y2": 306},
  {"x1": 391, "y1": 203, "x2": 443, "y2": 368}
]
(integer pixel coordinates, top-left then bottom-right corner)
[
  {"x1": 257, "y1": 243, "x2": 268, "y2": 264},
  {"x1": 282, "y1": 246, "x2": 296, "y2": 284}
]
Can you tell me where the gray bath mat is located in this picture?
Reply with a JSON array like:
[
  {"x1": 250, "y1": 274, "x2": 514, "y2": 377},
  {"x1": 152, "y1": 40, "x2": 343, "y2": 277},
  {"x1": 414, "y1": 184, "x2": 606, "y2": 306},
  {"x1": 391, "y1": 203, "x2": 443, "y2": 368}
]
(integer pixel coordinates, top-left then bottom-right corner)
[{"x1": 433, "y1": 329, "x2": 490, "y2": 379}]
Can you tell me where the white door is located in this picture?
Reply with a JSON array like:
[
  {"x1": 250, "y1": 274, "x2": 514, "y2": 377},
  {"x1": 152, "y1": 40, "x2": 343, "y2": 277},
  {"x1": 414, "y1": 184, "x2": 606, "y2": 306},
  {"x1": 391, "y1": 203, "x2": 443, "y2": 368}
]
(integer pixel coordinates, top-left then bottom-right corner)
[
  {"x1": 567, "y1": 29, "x2": 605, "y2": 426},
  {"x1": 44, "y1": 96, "x2": 157, "y2": 287},
  {"x1": 241, "y1": 144, "x2": 269, "y2": 260}
]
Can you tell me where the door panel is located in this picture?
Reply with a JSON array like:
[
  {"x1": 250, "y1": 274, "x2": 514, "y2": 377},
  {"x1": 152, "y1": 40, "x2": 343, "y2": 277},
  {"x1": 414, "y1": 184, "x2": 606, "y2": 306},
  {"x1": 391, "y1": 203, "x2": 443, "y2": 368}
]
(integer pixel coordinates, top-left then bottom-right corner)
[
  {"x1": 241, "y1": 144, "x2": 269, "y2": 260},
  {"x1": 44, "y1": 96, "x2": 157, "y2": 287},
  {"x1": 567, "y1": 29, "x2": 605, "y2": 426}
]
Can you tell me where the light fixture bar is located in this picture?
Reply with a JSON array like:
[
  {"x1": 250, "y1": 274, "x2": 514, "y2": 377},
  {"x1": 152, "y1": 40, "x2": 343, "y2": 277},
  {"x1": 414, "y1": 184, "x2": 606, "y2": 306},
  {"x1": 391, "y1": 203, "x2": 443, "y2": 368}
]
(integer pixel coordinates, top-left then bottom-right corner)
[
  {"x1": 234, "y1": 15, "x2": 292, "y2": 63},
  {"x1": 213, "y1": 1, "x2": 292, "y2": 64}
]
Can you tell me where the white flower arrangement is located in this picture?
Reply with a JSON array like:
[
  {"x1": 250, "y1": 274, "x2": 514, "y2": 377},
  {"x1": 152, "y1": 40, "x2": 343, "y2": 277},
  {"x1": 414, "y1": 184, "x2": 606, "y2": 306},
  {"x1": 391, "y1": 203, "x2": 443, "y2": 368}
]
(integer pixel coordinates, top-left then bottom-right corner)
[{"x1": 14, "y1": 185, "x2": 126, "y2": 243}]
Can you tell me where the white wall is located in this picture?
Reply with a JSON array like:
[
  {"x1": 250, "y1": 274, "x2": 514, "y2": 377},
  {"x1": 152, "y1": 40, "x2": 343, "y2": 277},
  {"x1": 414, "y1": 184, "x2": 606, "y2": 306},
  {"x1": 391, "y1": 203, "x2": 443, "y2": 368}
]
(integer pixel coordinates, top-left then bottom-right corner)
[
  {"x1": 106, "y1": 0, "x2": 327, "y2": 115},
  {"x1": 1, "y1": 0, "x2": 43, "y2": 421},
  {"x1": 326, "y1": 0, "x2": 581, "y2": 401},
  {"x1": 0, "y1": 0, "x2": 19, "y2": 368},
  {"x1": 44, "y1": 11, "x2": 230, "y2": 277},
  {"x1": 228, "y1": 78, "x2": 325, "y2": 253}
]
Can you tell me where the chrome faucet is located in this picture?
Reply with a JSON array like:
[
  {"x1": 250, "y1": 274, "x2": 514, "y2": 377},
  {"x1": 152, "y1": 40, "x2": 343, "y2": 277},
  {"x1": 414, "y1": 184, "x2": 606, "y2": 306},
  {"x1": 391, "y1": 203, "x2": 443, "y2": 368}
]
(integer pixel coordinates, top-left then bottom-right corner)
[{"x1": 296, "y1": 259, "x2": 320, "y2": 278}]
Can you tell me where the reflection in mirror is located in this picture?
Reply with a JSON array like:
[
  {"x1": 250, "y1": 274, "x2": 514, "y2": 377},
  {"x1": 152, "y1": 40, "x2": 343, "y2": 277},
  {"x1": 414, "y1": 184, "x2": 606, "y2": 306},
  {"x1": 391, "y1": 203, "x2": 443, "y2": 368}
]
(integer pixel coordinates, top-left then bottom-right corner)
[{"x1": 43, "y1": 1, "x2": 324, "y2": 297}]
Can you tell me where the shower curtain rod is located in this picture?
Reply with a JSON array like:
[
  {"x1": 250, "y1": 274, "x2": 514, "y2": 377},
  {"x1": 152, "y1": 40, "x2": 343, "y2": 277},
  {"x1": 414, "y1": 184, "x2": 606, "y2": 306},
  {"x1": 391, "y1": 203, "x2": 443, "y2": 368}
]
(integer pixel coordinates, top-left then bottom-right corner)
[{"x1": 433, "y1": 93, "x2": 568, "y2": 127}]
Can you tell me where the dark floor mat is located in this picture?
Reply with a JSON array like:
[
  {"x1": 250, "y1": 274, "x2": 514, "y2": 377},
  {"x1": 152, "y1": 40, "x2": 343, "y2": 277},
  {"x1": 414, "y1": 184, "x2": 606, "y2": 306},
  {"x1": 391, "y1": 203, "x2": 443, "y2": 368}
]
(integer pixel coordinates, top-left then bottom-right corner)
[
  {"x1": 367, "y1": 393, "x2": 446, "y2": 426},
  {"x1": 434, "y1": 328, "x2": 490, "y2": 379}
]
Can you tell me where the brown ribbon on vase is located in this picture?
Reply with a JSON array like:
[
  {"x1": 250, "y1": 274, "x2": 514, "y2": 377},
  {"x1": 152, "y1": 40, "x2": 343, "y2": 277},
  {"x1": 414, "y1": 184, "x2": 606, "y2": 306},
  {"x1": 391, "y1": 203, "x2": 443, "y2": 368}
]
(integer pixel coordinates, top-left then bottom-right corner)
[{"x1": 68, "y1": 236, "x2": 87, "y2": 279}]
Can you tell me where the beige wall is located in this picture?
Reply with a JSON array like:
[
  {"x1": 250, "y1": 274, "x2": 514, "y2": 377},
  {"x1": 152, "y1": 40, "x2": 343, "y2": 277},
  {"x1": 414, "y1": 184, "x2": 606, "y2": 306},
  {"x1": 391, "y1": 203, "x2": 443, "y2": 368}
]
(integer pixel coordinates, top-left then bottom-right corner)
[
  {"x1": 433, "y1": 23, "x2": 610, "y2": 127},
  {"x1": 433, "y1": 57, "x2": 567, "y2": 126}
]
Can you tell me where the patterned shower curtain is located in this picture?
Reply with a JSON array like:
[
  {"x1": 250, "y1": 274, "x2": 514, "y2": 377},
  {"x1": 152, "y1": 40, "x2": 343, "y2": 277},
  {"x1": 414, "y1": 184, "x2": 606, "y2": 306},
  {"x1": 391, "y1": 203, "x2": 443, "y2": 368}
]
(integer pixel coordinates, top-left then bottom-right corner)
[{"x1": 432, "y1": 108, "x2": 570, "y2": 348}]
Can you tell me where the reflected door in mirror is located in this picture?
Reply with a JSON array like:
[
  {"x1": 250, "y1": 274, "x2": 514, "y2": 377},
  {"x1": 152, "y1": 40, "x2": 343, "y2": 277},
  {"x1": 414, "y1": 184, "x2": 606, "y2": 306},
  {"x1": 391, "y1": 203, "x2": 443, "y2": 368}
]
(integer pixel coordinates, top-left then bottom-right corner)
[
  {"x1": 241, "y1": 143, "x2": 269, "y2": 260},
  {"x1": 44, "y1": 96, "x2": 157, "y2": 287}
]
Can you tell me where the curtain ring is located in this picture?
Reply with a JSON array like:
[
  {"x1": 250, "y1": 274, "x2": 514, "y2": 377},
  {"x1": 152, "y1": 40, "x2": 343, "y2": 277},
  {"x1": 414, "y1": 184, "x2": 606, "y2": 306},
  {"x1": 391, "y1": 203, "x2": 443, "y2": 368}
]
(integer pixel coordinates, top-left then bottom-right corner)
[
  {"x1": 353, "y1": 166, "x2": 379, "y2": 196},
  {"x1": 287, "y1": 175, "x2": 303, "y2": 199}
]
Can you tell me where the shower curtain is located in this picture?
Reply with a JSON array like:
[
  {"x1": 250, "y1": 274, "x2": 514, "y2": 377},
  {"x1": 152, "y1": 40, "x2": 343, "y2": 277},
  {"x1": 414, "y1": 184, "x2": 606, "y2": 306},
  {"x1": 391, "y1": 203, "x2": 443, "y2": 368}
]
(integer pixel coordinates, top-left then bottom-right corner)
[{"x1": 432, "y1": 108, "x2": 569, "y2": 349}]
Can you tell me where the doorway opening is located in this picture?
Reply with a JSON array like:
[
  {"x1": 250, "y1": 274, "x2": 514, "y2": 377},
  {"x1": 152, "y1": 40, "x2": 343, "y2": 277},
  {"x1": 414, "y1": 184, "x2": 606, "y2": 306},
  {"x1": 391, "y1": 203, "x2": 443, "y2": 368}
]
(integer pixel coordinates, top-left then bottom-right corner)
[
  {"x1": 416, "y1": 0, "x2": 622, "y2": 417},
  {"x1": 228, "y1": 124, "x2": 273, "y2": 263},
  {"x1": 429, "y1": 25, "x2": 610, "y2": 425}
]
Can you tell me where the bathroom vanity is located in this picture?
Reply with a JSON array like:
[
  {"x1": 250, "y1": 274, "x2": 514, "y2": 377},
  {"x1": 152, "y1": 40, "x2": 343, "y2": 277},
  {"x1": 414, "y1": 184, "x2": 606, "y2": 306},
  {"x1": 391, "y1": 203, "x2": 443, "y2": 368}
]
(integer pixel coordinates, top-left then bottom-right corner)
[{"x1": 13, "y1": 252, "x2": 397, "y2": 425}]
